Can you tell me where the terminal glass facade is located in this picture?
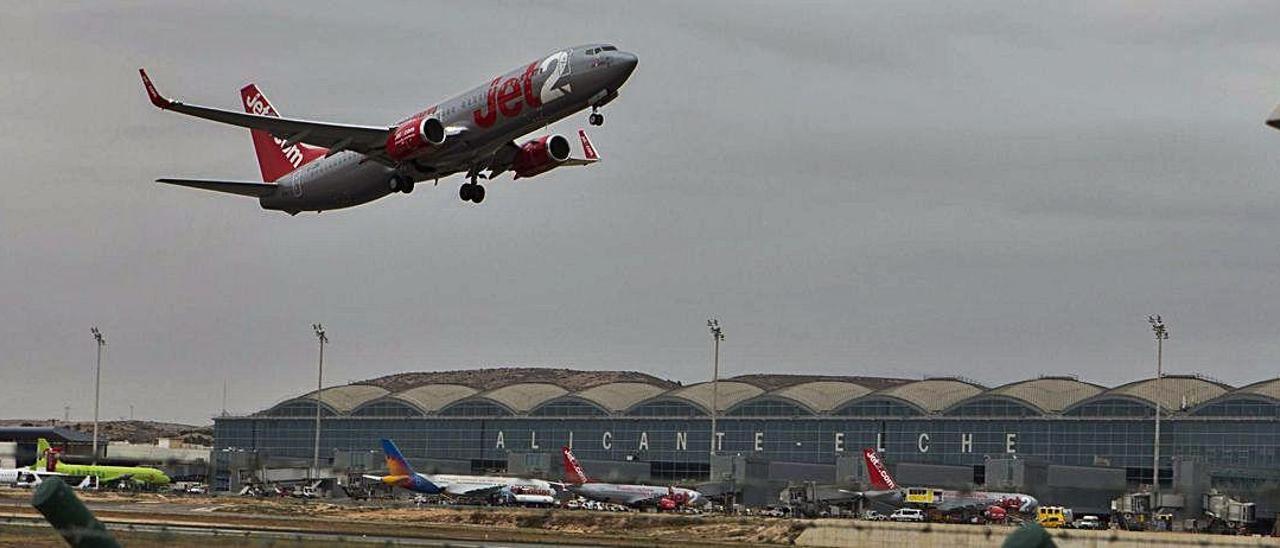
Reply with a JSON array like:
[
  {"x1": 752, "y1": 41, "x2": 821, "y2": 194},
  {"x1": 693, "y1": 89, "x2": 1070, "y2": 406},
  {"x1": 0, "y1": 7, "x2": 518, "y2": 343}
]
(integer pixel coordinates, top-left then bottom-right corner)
[{"x1": 214, "y1": 413, "x2": 1280, "y2": 474}]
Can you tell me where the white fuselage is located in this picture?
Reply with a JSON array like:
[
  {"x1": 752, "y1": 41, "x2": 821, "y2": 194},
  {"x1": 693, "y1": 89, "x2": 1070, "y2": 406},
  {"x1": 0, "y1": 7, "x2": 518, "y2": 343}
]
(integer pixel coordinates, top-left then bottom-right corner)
[
  {"x1": 572, "y1": 482, "x2": 700, "y2": 508},
  {"x1": 0, "y1": 468, "x2": 43, "y2": 486},
  {"x1": 425, "y1": 473, "x2": 554, "y2": 497}
]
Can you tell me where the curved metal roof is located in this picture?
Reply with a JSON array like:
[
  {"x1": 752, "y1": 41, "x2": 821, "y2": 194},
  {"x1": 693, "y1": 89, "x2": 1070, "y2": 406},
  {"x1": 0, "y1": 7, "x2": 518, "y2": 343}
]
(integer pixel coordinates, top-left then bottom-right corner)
[
  {"x1": 1073, "y1": 375, "x2": 1229, "y2": 412},
  {"x1": 294, "y1": 384, "x2": 388, "y2": 414},
  {"x1": 1228, "y1": 378, "x2": 1280, "y2": 401},
  {"x1": 476, "y1": 383, "x2": 569, "y2": 413},
  {"x1": 955, "y1": 377, "x2": 1105, "y2": 414},
  {"x1": 866, "y1": 379, "x2": 984, "y2": 413},
  {"x1": 665, "y1": 381, "x2": 764, "y2": 413},
  {"x1": 768, "y1": 381, "x2": 873, "y2": 413},
  {"x1": 251, "y1": 370, "x2": 1280, "y2": 418},
  {"x1": 727, "y1": 374, "x2": 909, "y2": 391},
  {"x1": 383, "y1": 384, "x2": 478, "y2": 413},
  {"x1": 573, "y1": 382, "x2": 669, "y2": 412}
]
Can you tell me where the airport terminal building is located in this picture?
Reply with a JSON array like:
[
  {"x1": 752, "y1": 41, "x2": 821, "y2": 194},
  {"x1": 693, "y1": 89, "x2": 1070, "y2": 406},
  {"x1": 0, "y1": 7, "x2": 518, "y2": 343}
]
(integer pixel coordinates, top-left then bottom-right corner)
[{"x1": 213, "y1": 368, "x2": 1280, "y2": 515}]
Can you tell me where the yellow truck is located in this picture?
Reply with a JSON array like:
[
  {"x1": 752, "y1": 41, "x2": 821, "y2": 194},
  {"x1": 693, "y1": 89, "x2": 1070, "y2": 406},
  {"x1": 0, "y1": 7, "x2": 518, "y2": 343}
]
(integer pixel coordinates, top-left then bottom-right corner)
[
  {"x1": 904, "y1": 487, "x2": 944, "y2": 506},
  {"x1": 1036, "y1": 506, "x2": 1072, "y2": 528}
]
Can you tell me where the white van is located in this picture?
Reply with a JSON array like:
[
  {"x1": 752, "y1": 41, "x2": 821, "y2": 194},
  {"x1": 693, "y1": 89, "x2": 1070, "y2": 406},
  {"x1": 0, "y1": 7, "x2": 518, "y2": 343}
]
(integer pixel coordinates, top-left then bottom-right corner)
[{"x1": 889, "y1": 508, "x2": 926, "y2": 522}]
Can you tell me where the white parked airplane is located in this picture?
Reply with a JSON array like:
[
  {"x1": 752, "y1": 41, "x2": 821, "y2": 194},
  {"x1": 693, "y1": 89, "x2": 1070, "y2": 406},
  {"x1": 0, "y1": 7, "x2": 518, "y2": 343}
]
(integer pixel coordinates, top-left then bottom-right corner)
[{"x1": 365, "y1": 439, "x2": 556, "y2": 505}]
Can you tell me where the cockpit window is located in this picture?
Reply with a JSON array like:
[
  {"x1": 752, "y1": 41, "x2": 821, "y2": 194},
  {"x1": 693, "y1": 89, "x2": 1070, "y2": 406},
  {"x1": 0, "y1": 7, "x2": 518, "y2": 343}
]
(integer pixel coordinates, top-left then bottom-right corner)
[{"x1": 601, "y1": 46, "x2": 617, "y2": 51}]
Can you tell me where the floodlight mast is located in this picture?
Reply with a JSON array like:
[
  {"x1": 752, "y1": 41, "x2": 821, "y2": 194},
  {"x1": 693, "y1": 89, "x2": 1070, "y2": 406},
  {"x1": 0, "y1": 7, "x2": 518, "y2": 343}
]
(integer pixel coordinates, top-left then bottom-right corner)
[
  {"x1": 311, "y1": 324, "x2": 328, "y2": 481},
  {"x1": 90, "y1": 327, "x2": 105, "y2": 466},
  {"x1": 707, "y1": 319, "x2": 725, "y2": 459},
  {"x1": 1148, "y1": 315, "x2": 1169, "y2": 499}
]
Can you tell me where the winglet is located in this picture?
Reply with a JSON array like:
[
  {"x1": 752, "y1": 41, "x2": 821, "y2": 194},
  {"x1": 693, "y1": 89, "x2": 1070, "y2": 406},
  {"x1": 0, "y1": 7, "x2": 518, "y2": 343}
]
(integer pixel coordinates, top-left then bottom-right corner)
[
  {"x1": 139, "y1": 68, "x2": 172, "y2": 109},
  {"x1": 578, "y1": 129, "x2": 599, "y2": 161},
  {"x1": 1268, "y1": 102, "x2": 1280, "y2": 131}
]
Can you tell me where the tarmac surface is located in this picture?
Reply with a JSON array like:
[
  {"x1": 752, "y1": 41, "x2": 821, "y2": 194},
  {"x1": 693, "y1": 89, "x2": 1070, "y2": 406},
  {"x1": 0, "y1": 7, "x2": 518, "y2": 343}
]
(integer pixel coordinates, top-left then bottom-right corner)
[{"x1": 0, "y1": 490, "x2": 799, "y2": 546}]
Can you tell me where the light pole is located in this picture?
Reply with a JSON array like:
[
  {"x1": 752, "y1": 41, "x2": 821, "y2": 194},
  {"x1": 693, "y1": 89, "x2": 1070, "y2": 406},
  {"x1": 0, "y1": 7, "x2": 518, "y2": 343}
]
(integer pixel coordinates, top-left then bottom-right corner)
[
  {"x1": 707, "y1": 319, "x2": 725, "y2": 459},
  {"x1": 311, "y1": 324, "x2": 328, "y2": 480},
  {"x1": 1148, "y1": 315, "x2": 1168, "y2": 498},
  {"x1": 90, "y1": 327, "x2": 105, "y2": 466}
]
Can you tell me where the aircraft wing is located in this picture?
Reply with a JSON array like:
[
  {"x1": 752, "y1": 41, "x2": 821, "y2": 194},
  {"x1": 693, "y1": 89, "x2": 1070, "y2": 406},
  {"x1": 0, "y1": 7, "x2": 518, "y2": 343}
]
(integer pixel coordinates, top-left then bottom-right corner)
[
  {"x1": 140, "y1": 69, "x2": 392, "y2": 156},
  {"x1": 99, "y1": 474, "x2": 134, "y2": 486},
  {"x1": 484, "y1": 129, "x2": 600, "y2": 178},
  {"x1": 627, "y1": 495, "x2": 664, "y2": 507},
  {"x1": 444, "y1": 483, "x2": 504, "y2": 497}
]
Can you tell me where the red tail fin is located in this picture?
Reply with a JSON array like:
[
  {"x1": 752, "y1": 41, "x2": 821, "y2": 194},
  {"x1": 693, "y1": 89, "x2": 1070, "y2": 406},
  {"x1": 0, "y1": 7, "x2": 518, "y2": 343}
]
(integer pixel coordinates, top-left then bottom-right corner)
[
  {"x1": 863, "y1": 448, "x2": 898, "y2": 490},
  {"x1": 239, "y1": 84, "x2": 326, "y2": 182},
  {"x1": 562, "y1": 446, "x2": 589, "y2": 485}
]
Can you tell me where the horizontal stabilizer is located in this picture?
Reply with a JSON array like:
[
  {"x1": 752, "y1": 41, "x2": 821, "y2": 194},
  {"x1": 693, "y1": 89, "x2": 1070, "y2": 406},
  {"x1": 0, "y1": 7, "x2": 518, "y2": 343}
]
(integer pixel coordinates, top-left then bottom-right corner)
[{"x1": 156, "y1": 178, "x2": 277, "y2": 197}]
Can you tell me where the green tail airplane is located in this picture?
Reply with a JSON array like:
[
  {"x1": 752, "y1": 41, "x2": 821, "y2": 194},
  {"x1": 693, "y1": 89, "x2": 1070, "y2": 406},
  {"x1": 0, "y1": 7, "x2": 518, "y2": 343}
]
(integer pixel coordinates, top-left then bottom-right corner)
[{"x1": 35, "y1": 438, "x2": 171, "y2": 487}]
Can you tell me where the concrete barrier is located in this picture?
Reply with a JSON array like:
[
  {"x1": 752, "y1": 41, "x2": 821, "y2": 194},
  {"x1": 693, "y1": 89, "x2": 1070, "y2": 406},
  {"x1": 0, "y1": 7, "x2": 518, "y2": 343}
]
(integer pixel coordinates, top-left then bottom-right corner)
[{"x1": 795, "y1": 520, "x2": 1277, "y2": 547}]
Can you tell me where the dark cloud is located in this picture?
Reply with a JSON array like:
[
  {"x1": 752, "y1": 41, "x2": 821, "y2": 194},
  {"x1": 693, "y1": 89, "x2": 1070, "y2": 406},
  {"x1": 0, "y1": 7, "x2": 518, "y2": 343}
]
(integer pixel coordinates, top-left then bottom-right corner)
[{"x1": 4, "y1": 1, "x2": 1280, "y2": 424}]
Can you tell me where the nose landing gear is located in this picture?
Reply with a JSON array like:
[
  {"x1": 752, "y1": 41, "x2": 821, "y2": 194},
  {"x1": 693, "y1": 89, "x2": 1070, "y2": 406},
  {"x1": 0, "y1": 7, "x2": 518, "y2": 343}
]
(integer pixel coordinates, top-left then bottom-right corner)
[
  {"x1": 589, "y1": 107, "x2": 604, "y2": 126},
  {"x1": 390, "y1": 174, "x2": 415, "y2": 194}
]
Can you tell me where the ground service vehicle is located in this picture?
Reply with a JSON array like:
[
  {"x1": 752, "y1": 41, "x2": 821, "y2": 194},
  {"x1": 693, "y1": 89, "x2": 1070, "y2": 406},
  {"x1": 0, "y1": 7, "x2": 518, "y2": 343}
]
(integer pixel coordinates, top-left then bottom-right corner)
[
  {"x1": 890, "y1": 508, "x2": 926, "y2": 522},
  {"x1": 1037, "y1": 506, "x2": 1072, "y2": 528},
  {"x1": 1075, "y1": 515, "x2": 1103, "y2": 529}
]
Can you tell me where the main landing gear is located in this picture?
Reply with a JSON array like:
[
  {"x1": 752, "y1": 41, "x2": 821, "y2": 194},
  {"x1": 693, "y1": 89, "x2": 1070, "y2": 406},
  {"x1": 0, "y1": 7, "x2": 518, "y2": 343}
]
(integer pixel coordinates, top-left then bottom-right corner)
[
  {"x1": 389, "y1": 174, "x2": 414, "y2": 194},
  {"x1": 459, "y1": 177, "x2": 485, "y2": 204},
  {"x1": 589, "y1": 107, "x2": 604, "y2": 126}
]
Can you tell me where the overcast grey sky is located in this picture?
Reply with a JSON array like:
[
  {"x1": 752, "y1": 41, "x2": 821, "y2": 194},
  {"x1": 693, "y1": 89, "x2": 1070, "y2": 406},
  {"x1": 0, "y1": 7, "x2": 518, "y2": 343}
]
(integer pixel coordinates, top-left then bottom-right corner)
[{"x1": 5, "y1": 1, "x2": 1280, "y2": 424}]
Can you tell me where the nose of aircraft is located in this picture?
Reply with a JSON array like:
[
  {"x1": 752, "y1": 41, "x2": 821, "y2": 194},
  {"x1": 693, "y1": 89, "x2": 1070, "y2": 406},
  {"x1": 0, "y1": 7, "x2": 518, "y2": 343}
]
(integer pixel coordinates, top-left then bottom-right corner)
[{"x1": 612, "y1": 51, "x2": 638, "y2": 82}]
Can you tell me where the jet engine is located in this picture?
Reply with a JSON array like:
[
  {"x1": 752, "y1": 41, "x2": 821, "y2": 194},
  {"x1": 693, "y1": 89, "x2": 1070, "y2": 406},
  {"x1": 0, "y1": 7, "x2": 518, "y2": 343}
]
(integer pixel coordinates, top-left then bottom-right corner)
[
  {"x1": 658, "y1": 497, "x2": 678, "y2": 511},
  {"x1": 512, "y1": 134, "x2": 572, "y2": 179},
  {"x1": 984, "y1": 505, "x2": 1007, "y2": 521},
  {"x1": 386, "y1": 114, "x2": 446, "y2": 160}
]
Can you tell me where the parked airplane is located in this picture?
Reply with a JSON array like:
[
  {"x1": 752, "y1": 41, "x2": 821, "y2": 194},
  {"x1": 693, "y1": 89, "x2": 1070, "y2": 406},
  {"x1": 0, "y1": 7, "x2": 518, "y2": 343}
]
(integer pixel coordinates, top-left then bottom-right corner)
[
  {"x1": 140, "y1": 43, "x2": 636, "y2": 214},
  {"x1": 366, "y1": 439, "x2": 556, "y2": 505},
  {"x1": 0, "y1": 467, "x2": 56, "y2": 487},
  {"x1": 34, "y1": 439, "x2": 171, "y2": 487},
  {"x1": 854, "y1": 448, "x2": 1038, "y2": 513},
  {"x1": 561, "y1": 447, "x2": 701, "y2": 510}
]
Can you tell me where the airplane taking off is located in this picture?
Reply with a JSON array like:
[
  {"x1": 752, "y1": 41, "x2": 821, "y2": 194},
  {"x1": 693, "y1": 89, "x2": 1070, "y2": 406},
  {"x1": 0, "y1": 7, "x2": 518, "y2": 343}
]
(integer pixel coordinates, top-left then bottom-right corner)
[
  {"x1": 853, "y1": 448, "x2": 1038, "y2": 514},
  {"x1": 33, "y1": 439, "x2": 170, "y2": 487},
  {"x1": 139, "y1": 44, "x2": 637, "y2": 214},
  {"x1": 365, "y1": 439, "x2": 556, "y2": 505},
  {"x1": 561, "y1": 447, "x2": 701, "y2": 510}
]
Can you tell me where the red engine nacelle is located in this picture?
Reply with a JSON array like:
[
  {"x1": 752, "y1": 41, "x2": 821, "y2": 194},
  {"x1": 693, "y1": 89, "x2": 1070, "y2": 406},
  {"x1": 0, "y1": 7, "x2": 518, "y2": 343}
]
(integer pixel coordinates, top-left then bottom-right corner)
[
  {"x1": 512, "y1": 134, "x2": 571, "y2": 179},
  {"x1": 386, "y1": 113, "x2": 446, "y2": 160},
  {"x1": 985, "y1": 505, "x2": 1007, "y2": 521},
  {"x1": 998, "y1": 496, "x2": 1024, "y2": 510},
  {"x1": 658, "y1": 497, "x2": 677, "y2": 511}
]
